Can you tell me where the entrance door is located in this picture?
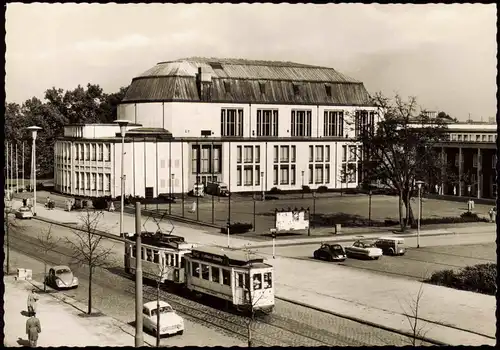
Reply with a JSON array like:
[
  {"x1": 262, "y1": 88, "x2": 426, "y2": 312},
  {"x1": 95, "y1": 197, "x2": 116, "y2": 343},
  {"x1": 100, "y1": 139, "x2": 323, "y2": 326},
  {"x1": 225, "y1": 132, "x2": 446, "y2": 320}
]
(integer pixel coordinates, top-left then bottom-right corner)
[{"x1": 233, "y1": 271, "x2": 247, "y2": 305}]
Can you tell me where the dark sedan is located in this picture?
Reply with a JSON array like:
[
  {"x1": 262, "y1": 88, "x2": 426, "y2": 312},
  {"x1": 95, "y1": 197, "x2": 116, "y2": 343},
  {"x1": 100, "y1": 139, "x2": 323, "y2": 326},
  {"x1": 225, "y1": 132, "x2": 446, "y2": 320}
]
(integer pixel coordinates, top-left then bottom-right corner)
[{"x1": 313, "y1": 243, "x2": 347, "y2": 262}]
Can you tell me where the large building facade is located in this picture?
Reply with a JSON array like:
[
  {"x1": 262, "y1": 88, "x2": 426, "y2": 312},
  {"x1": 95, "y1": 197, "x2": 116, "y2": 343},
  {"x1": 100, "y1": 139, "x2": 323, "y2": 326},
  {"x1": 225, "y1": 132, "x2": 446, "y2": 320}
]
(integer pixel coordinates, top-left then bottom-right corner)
[{"x1": 54, "y1": 57, "x2": 377, "y2": 198}]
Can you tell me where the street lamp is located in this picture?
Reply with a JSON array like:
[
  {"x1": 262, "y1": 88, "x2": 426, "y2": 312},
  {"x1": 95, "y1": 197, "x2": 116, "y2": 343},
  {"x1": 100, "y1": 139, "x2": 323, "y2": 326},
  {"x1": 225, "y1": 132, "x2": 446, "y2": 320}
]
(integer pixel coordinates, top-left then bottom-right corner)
[
  {"x1": 312, "y1": 191, "x2": 316, "y2": 228},
  {"x1": 170, "y1": 173, "x2": 175, "y2": 215},
  {"x1": 415, "y1": 180, "x2": 425, "y2": 248},
  {"x1": 27, "y1": 126, "x2": 42, "y2": 216},
  {"x1": 261, "y1": 171, "x2": 265, "y2": 201},
  {"x1": 301, "y1": 170, "x2": 305, "y2": 199},
  {"x1": 368, "y1": 189, "x2": 373, "y2": 226},
  {"x1": 114, "y1": 119, "x2": 129, "y2": 239}
]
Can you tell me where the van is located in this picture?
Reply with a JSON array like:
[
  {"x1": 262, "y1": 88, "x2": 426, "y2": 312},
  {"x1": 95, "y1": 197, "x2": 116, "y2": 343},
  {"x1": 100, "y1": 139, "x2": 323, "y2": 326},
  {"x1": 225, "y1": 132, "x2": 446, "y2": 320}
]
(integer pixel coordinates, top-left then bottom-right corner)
[
  {"x1": 205, "y1": 182, "x2": 229, "y2": 197},
  {"x1": 192, "y1": 183, "x2": 205, "y2": 197},
  {"x1": 374, "y1": 237, "x2": 405, "y2": 256}
]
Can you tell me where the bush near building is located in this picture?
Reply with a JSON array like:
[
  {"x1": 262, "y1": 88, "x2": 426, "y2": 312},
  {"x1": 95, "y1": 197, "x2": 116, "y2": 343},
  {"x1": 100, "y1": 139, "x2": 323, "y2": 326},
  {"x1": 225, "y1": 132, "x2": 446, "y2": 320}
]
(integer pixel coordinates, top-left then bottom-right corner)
[{"x1": 425, "y1": 264, "x2": 496, "y2": 295}]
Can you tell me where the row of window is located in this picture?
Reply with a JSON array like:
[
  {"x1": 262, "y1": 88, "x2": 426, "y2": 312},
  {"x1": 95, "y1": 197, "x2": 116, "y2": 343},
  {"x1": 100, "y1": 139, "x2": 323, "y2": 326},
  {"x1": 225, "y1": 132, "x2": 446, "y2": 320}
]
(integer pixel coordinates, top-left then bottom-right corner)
[
  {"x1": 274, "y1": 145, "x2": 296, "y2": 163},
  {"x1": 450, "y1": 134, "x2": 496, "y2": 142},
  {"x1": 74, "y1": 172, "x2": 111, "y2": 191},
  {"x1": 309, "y1": 145, "x2": 331, "y2": 163},
  {"x1": 56, "y1": 143, "x2": 112, "y2": 162},
  {"x1": 453, "y1": 153, "x2": 496, "y2": 169},
  {"x1": 236, "y1": 165, "x2": 261, "y2": 186},
  {"x1": 191, "y1": 145, "x2": 222, "y2": 174},
  {"x1": 220, "y1": 108, "x2": 375, "y2": 137},
  {"x1": 308, "y1": 164, "x2": 331, "y2": 184},
  {"x1": 273, "y1": 164, "x2": 297, "y2": 185},
  {"x1": 131, "y1": 247, "x2": 181, "y2": 268},
  {"x1": 237, "y1": 146, "x2": 261, "y2": 164}
]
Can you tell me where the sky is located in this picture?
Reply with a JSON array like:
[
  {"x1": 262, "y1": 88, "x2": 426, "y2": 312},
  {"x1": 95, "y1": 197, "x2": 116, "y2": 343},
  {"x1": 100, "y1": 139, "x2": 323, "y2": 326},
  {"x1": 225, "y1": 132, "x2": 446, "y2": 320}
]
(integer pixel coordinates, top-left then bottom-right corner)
[{"x1": 5, "y1": 3, "x2": 497, "y2": 121}]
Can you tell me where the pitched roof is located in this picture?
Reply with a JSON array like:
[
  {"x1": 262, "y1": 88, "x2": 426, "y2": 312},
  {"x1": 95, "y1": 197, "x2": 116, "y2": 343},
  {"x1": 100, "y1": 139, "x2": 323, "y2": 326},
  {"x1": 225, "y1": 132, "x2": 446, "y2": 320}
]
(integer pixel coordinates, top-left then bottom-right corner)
[{"x1": 122, "y1": 57, "x2": 371, "y2": 105}]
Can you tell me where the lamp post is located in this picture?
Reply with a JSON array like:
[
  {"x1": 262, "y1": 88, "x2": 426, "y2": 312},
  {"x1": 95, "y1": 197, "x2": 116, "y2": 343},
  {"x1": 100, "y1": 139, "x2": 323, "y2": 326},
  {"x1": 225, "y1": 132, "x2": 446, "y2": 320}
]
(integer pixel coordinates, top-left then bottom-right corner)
[
  {"x1": 312, "y1": 191, "x2": 316, "y2": 228},
  {"x1": 114, "y1": 120, "x2": 129, "y2": 238},
  {"x1": 261, "y1": 171, "x2": 265, "y2": 201},
  {"x1": 27, "y1": 126, "x2": 42, "y2": 216},
  {"x1": 169, "y1": 173, "x2": 174, "y2": 215},
  {"x1": 415, "y1": 180, "x2": 424, "y2": 248},
  {"x1": 301, "y1": 170, "x2": 305, "y2": 199},
  {"x1": 253, "y1": 192, "x2": 256, "y2": 231},
  {"x1": 368, "y1": 190, "x2": 373, "y2": 226}
]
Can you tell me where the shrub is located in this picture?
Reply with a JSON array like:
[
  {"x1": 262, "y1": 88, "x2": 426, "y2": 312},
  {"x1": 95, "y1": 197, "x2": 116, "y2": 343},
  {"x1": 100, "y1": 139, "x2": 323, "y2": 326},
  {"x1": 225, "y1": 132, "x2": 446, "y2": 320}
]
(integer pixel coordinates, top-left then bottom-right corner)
[
  {"x1": 316, "y1": 185, "x2": 328, "y2": 193},
  {"x1": 221, "y1": 222, "x2": 253, "y2": 234},
  {"x1": 92, "y1": 197, "x2": 108, "y2": 210},
  {"x1": 268, "y1": 187, "x2": 282, "y2": 194},
  {"x1": 302, "y1": 185, "x2": 311, "y2": 193},
  {"x1": 425, "y1": 264, "x2": 496, "y2": 295},
  {"x1": 460, "y1": 211, "x2": 480, "y2": 219}
]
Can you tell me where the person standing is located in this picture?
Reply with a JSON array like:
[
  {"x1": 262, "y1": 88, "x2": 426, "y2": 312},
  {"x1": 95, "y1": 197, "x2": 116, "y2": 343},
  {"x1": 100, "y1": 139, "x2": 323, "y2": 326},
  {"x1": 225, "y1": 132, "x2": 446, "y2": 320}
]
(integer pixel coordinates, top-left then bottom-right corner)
[
  {"x1": 27, "y1": 289, "x2": 39, "y2": 316},
  {"x1": 26, "y1": 312, "x2": 41, "y2": 347}
]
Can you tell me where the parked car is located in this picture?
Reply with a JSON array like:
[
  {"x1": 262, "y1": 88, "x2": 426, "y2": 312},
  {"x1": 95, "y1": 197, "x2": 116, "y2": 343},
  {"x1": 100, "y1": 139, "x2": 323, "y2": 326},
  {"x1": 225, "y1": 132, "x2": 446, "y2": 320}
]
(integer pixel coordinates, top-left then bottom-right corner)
[
  {"x1": 205, "y1": 182, "x2": 229, "y2": 197},
  {"x1": 158, "y1": 193, "x2": 176, "y2": 203},
  {"x1": 313, "y1": 243, "x2": 347, "y2": 262},
  {"x1": 143, "y1": 300, "x2": 184, "y2": 336},
  {"x1": 344, "y1": 240, "x2": 383, "y2": 260},
  {"x1": 15, "y1": 207, "x2": 33, "y2": 220},
  {"x1": 375, "y1": 237, "x2": 406, "y2": 256},
  {"x1": 45, "y1": 265, "x2": 79, "y2": 289}
]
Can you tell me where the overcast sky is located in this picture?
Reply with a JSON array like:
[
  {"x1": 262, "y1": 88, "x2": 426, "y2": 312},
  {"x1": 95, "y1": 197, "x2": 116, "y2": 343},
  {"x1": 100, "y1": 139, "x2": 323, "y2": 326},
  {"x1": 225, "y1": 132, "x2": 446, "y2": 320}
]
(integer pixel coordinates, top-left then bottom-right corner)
[{"x1": 5, "y1": 3, "x2": 497, "y2": 121}]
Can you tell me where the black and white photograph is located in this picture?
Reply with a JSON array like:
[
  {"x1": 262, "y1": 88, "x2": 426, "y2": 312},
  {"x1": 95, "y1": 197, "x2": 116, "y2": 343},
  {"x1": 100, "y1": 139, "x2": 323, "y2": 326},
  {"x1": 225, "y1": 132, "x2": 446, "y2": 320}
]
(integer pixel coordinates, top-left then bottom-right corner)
[{"x1": 4, "y1": 3, "x2": 496, "y2": 347}]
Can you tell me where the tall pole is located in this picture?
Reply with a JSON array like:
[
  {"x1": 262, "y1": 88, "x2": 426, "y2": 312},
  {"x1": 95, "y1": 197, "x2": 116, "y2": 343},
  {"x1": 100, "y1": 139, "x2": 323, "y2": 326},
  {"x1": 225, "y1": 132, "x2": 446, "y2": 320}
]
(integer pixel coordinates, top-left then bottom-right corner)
[
  {"x1": 22, "y1": 142, "x2": 25, "y2": 191},
  {"x1": 261, "y1": 172, "x2": 264, "y2": 201},
  {"x1": 6, "y1": 142, "x2": 9, "y2": 190},
  {"x1": 5, "y1": 204, "x2": 10, "y2": 274},
  {"x1": 11, "y1": 142, "x2": 14, "y2": 191},
  {"x1": 312, "y1": 191, "x2": 316, "y2": 228},
  {"x1": 121, "y1": 134, "x2": 125, "y2": 237},
  {"x1": 135, "y1": 202, "x2": 144, "y2": 347},
  {"x1": 301, "y1": 171, "x2": 305, "y2": 199},
  {"x1": 15, "y1": 143, "x2": 18, "y2": 193},
  {"x1": 211, "y1": 141, "x2": 215, "y2": 224},
  {"x1": 181, "y1": 141, "x2": 185, "y2": 217},
  {"x1": 253, "y1": 193, "x2": 256, "y2": 231},
  {"x1": 169, "y1": 138, "x2": 172, "y2": 215},
  {"x1": 417, "y1": 185, "x2": 421, "y2": 248},
  {"x1": 27, "y1": 127, "x2": 42, "y2": 216},
  {"x1": 368, "y1": 190, "x2": 372, "y2": 226},
  {"x1": 228, "y1": 142, "x2": 231, "y2": 224},
  {"x1": 196, "y1": 141, "x2": 199, "y2": 221}
]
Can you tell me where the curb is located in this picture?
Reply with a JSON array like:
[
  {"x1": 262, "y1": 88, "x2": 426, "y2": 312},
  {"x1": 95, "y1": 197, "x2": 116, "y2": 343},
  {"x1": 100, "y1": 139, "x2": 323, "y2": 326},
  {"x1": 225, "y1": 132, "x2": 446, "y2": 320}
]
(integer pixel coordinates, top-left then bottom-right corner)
[
  {"x1": 26, "y1": 279, "x2": 154, "y2": 347},
  {"x1": 275, "y1": 295, "x2": 448, "y2": 346}
]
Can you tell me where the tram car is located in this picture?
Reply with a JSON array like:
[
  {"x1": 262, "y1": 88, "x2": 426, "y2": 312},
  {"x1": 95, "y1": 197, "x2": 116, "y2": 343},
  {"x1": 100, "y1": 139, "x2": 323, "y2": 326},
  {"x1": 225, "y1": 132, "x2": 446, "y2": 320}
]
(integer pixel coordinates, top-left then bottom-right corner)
[
  {"x1": 124, "y1": 231, "x2": 196, "y2": 284},
  {"x1": 184, "y1": 246, "x2": 275, "y2": 312}
]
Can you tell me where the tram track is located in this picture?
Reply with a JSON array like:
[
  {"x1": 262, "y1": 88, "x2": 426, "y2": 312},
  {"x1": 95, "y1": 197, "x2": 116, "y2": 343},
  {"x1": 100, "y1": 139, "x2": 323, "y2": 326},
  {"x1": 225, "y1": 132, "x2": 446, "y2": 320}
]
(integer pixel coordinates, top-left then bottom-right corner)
[{"x1": 8, "y1": 231, "x2": 372, "y2": 346}]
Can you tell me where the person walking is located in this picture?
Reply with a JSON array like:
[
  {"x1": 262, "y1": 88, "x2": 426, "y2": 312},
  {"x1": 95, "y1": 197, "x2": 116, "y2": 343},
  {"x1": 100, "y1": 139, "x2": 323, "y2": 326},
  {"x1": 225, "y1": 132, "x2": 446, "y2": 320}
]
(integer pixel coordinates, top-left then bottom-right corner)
[
  {"x1": 26, "y1": 312, "x2": 41, "y2": 347},
  {"x1": 27, "y1": 289, "x2": 39, "y2": 316}
]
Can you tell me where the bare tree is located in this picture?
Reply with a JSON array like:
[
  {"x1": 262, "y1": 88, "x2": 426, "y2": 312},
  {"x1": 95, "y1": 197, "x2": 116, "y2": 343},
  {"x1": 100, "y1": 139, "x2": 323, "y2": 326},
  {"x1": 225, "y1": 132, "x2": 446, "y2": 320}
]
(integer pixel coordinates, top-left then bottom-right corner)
[
  {"x1": 37, "y1": 224, "x2": 60, "y2": 292},
  {"x1": 65, "y1": 208, "x2": 113, "y2": 314},
  {"x1": 152, "y1": 256, "x2": 175, "y2": 347},
  {"x1": 349, "y1": 94, "x2": 449, "y2": 231},
  {"x1": 339, "y1": 162, "x2": 357, "y2": 196},
  {"x1": 398, "y1": 284, "x2": 430, "y2": 346}
]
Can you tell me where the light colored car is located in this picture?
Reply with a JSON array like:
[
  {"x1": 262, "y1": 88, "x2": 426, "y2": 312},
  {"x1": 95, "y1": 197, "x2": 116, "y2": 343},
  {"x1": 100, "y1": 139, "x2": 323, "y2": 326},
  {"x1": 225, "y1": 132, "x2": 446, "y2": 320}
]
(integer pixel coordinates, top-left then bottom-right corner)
[
  {"x1": 15, "y1": 207, "x2": 33, "y2": 219},
  {"x1": 45, "y1": 265, "x2": 79, "y2": 289},
  {"x1": 143, "y1": 300, "x2": 184, "y2": 336},
  {"x1": 344, "y1": 240, "x2": 383, "y2": 260}
]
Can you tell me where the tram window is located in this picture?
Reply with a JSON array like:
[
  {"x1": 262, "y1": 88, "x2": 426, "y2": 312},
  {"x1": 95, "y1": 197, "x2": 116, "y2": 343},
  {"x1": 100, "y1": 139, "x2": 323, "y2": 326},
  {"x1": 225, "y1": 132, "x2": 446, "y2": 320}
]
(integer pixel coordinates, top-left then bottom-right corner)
[
  {"x1": 263, "y1": 272, "x2": 272, "y2": 289},
  {"x1": 141, "y1": 248, "x2": 145, "y2": 261},
  {"x1": 146, "y1": 249, "x2": 153, "y2": 262},
  {"x1": 181, "y1": 257, "x2": 185, "y2": 269},
  {"x1": 192, "y1": 262, "x2": 200, "y2": 278},
  {"x1": 253, "y1": 273, "x2": 262, "y2": 290},
  {"x1": 174, "y1": 255, "x2": 179, "y2": 268},
  {"x1": 153, "y1": 251, "x2": 160, "y2": 264},
  {"x1": 245, "y1": 274, "x2": 250, "y2": 290},
  {"x1": 201, "y1": 264, "x2": 210, "y2": 280},
  {"x1": 212, "y1": 267, "x2": 220, "y2": 283},
  {"x1": 237, "y1": 273, "x2": 244, "y2": 288},
  {"x1": 132, "y1": 248, "x2": 136, "y2": 258},
  {"x1": 222, "y1": 269, "x2": 231, "y2": 286}
]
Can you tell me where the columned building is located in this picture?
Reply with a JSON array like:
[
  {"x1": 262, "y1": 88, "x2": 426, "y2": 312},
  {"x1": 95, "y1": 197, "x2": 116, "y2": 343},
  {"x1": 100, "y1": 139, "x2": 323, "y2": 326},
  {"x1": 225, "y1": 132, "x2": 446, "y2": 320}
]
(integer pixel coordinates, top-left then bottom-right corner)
[
  {"x1": 437, "y1": 123, "x2": 497, "y2": 199},
  {"x1": 54, "y1": 57, "x2": 377, "y2": 198}
]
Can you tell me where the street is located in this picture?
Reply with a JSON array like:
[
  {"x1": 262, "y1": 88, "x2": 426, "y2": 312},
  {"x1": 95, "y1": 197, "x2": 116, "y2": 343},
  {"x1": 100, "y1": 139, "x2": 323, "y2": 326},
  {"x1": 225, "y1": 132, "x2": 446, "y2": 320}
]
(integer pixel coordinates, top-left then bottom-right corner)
[
  {"x1": 253, "y1": 231, "x2": 496, "y2": 280},
  {"x1": 8, "y1": 219, "x2": 414, "y2": 346}
]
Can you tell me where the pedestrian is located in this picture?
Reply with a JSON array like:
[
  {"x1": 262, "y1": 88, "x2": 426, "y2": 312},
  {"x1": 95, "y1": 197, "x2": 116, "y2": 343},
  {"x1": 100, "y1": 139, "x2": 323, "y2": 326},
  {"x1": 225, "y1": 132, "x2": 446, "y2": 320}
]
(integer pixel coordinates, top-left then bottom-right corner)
[
  {"x1": 108, "y1": 201, "x2": 115, "y2": 212},
  {"x1": 26, "y1": 312, "x2": 41, "y2": 347},
  {"x1": 489, "y1": 207, "x2": 496, "y2": 223},
  {"x1": 27, "y1": 289, "x2": 39, "y2": 316},
  {"x1": 23, "y1": 198, "x2": 27, "y2": 207}
]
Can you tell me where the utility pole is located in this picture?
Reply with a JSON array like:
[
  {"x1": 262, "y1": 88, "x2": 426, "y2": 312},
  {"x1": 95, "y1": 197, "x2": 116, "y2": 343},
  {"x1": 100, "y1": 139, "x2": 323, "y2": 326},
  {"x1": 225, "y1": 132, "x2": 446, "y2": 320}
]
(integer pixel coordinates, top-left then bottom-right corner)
[
  {"x1": 5, "y1": 203, "x2": 10, "y2": 274},
  {"x1": 22, "y1": 142, "x2": 25, "y2": 191},
  {"x1": 6, "y1": 142, "x2": 9, "y2": 190},
  {"x1": 16, "y1": 143, "x2": 19, "y2": 193},
  {"x1": 135, "y1": 202, "x2": 144, "y2": 347}
]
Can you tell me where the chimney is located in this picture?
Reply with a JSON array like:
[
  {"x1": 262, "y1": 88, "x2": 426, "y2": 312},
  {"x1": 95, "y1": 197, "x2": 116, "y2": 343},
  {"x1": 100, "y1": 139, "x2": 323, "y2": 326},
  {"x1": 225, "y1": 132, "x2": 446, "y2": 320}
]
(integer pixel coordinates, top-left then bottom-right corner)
[{"x1": 197, "y1": 67, "x2": 212, "y2": 101}]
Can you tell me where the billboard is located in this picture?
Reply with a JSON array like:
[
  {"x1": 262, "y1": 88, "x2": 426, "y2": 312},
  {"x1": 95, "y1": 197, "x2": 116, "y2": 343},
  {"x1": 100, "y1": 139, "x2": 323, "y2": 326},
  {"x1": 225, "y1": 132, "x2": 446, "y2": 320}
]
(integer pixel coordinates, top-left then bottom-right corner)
[{"x1": 275, "y1": 208, "x2": 309, "y2": 232}]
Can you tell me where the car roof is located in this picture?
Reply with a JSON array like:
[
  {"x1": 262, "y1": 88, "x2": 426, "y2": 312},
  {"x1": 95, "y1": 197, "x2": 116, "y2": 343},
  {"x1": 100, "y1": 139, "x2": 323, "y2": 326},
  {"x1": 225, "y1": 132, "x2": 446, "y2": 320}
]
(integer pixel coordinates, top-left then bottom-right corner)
[
  {"x1": 143, "y1": 300, "x2": 172, "y2": 310},
  {"x1": 52, "y1": 265, "x2": 71, "y2": 271},
  {"x1": 378, "y1": 236, "x2": 404, "y2": 241}
]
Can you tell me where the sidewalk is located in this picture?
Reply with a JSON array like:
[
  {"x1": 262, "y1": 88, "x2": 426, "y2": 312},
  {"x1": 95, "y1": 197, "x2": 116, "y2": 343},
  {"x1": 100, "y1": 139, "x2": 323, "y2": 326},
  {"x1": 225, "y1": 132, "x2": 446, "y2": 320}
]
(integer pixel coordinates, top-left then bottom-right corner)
[
  {"x1": 271, "y1": 256, "x2": 496, "y2": 346},
  {"x1": 3, "y1": 275, "x2": 151, "y2": 347}
]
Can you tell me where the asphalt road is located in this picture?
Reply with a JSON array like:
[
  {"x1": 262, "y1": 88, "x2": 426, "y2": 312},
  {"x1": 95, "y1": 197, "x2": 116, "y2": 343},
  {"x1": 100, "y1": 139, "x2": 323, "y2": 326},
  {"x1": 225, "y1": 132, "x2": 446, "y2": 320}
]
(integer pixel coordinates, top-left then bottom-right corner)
[
  {"x1": 253, "y1": 232, "x2": 496, "y2": 280},
  {"x1": 7, "y1": 218, "x2": 415, "y2": 346}
]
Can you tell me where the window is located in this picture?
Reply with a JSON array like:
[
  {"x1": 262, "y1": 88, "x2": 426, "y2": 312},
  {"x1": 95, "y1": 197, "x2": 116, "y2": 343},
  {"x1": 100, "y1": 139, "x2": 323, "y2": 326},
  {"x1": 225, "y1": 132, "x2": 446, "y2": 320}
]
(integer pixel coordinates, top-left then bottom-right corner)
[
  {"x1": 308, "y1": 164, "x2": 313, "y2": 184},
  {"x1": 263, "y1": 272, "x2": 272, "y2": 288},
  {"x1": 201, "y1": 264, "x2": 210, "y2": 280},
  {"x1": 222, "y1": 269, "x2": 231, "y2": 286},
  {"x1": 451, "y1": 134, "x2": 457, "y2": 141},
  {"x1": 244, "y1": 146, "x2": 253, "y2": 163},
  {"x1": 237, "y1": 273, "x2": 245, "y2": 288},
  {"x1": 153, "y1": 251, "x2": 160, "y2": 264},
  {"x1": 237, "y1": 146, "x2": 242, "y2": 163},
  {"x1": 280, "y1": 146, "x2": 289, "y2": 162},
  {"x1": 91, "y1": 144, "x2": 96, "y2": 161},
  {"x1": 221, "y1": 108, "x2": 244, "y2": 136},
  {"x1": 458, "y1": 135, "x2": 462, "y2": 141},
  {"x1": 482, "y1": 135, "x2": 487, "y2": 141},
  {"x1": 349, "y1": 146, "x2": 357, "y2": 161},
  {"x1": 291, "y1": 146, "x2": 296, "y2": 162},
  {"x1": 75, "y1": 173, "x2": 79, "y2": 189},
  {"x1": 132, "y1": 247, "x2": 136, "y2": 258},
  {"x1": 273, "y1": 165, "x2": 278, "y2": 185},
  {"x1": 80, "y1": 144, "x2": 84, "y2": 160},
  {"x1": 324, "y1": 111, "x2": 344, "y2": 136},
  {"x1": 86, "y1": 173, "x2": 91, "y2": 190},
  {"x1": 213, "y1": 146, "x2": 221, "y2": 172},
  {"x1": 325, "y1": 85, "x2": 332, "y2": 97},
  {"x1": 488, "y1": 135, "x2": 493, "y2": 142},
  {"x1": 255, "y1": 146, "x2": 260, "y2": 163},
  {"x1": 224, "y1": 81, "x2": 231, "y2": 94},
  {"x1": 315, "y1": 146, "x2": 324, "y2": 162},
  {"x1": 244, "y1": 166, "x2": 253, "y2": 186},
  {"x1": 325, "y1": 146, "x2": 330, "y2": 162},
  {"x1": 476, "y1": 135, "x2": 481, "y2": 141},
  {"x1": 98, "y1": 144, "x2": 103, "y2": 161},
  {"x1": 106, "y1": 144, "x2": 111, "y2": 161},
  {"x1": 293, "y1": 84, "x2": 300, "y2": 95},
  {"x1": 85, "y1": 144, "x2": 90, "y2": 160},
  {"x1": 212, "y1": 267, "x2": 220, "y2": 283},
  {"x1": 146, "y1": 248, "x2": 153, "y2": 262},
  {"x1": 91, "y1": 173, "x2": 96, "y2": 190},
  {"x1": 291, "y1": 110, "x2": 312, "y2": 137},
  {"x1": 236, "y1": 166, "x2": 242, "y2": 186},
  {"x1": 192, "y1": 262, "x2": 199, "y2": 278},
  {"x1": 342, "y1": 145, "x2": 347, "y2": 162},
  {"x1": 492, "y1": 155, "x2": 497, "y2": 169},
  {"x1": 253, "y1": 274, "x2": 262, "y2": 290},
  {"x1": 257, "y1": 110, "x2": 278, "y2": 137},
  {"x1": 464, "y1": 135, "x2": 468, "y2": 141},
  {"x1": 325, "y1": 164, "x2": 330, "y2": 183},
  {"x1": 105, "y1": 174, "x2": 111, "y2": 191},
  {"x1": 355, "y1": 110, "x2": 375, "y2": 137},
  {"x1": 315, "y1": 164, "x2": 324, "y2": 184},
  {"x1": 309, "y1": 146, "x2": 313, "y2": 162},
  {"x1": 259, "y1": 82, "x2": 266, "y2": 94},
  {"x1": 273, "y1": 146, "x2": 278, "y2": 163},
  {"x1": 473, "y1": 154, "x2": 478, "y2": 168},
  {"x1": 255, "y1": 165, "x2": 260, "y2": 186},
  {"x1": 98, "y1": 174, "x2": 103, "y2": 191},
  {"x1": 280, "y1": 165, "x2": 289, "y2": 185}
]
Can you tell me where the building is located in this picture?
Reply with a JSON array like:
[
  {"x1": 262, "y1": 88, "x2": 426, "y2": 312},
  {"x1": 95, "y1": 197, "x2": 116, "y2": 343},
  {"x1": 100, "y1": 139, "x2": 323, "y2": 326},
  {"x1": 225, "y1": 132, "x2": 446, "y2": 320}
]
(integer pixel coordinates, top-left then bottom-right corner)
[
  {"x1": 54, "y1": 57, "x2": 378, "y2": 198},
  {"x1": 436, "y1": 122, "x2": 497, "y2": 199}
]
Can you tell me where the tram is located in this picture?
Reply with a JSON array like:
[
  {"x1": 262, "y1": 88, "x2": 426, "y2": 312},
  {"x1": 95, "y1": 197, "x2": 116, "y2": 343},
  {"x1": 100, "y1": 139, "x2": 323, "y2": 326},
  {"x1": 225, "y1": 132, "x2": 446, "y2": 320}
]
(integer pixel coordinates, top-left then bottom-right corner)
[
  {"x1": 184, "y1": 246, "x2": 275, "y2": 312},
  {"x1": 124, "y1": 231, "x2": 196, "y2": 284}
]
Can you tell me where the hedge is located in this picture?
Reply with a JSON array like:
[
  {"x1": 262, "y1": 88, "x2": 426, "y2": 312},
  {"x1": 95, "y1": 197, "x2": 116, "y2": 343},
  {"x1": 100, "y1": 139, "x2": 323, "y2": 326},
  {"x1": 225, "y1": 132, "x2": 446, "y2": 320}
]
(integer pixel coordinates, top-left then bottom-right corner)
[{"x1": 425, "y1": 264, "x2": 496, "y2": 295}]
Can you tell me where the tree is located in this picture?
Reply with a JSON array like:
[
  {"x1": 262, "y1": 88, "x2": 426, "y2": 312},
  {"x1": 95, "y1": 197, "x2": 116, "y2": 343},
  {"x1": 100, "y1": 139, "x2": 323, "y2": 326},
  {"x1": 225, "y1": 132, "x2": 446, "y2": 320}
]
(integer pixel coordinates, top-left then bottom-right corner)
[
  {"x1": 152, "y1": 257, "x2": 174, "y2": 347},
  {"x1": 356, "y1": 94, "x2": 449, "y2": 231},
  {"x1": 437, "y1": 111, "x2": 458, "y2": 123},
  {"x1": 37, "y1": 224, "x2": 61, "y2": 292},
  {"x1": 339, "y1": 162, "x2": 357, "y2": 196},
  {"x1": 398, "y1": 284, "x2": 429, "y2": 346},
  {"x1": 65, "y1": 208, "x2": 113, "y2": 314}
]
